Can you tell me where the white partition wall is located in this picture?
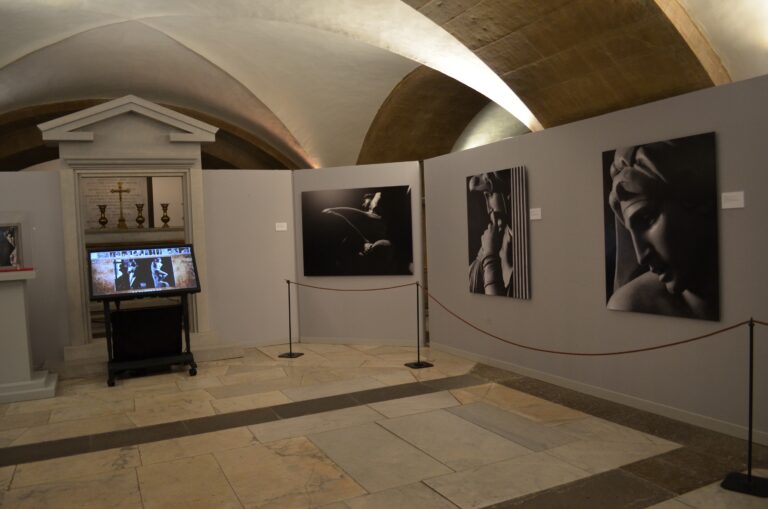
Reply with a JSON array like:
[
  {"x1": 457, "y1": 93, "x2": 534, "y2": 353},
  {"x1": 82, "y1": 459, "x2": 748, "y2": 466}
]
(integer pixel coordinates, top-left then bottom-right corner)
[
  {"x1": 424, "y1": 74, "x2": 768, "y2": 442},
  {"x1": 203, "y1": 170, "x2": 297, "y2": 345},
  {"x1": 293, "y1": 162, "x2": 423, "y2": 345}
]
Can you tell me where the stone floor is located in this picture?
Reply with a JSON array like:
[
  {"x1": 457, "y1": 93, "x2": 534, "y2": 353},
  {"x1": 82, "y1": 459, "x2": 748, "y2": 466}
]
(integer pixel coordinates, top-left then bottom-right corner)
[{"x1": 0, "y1": 343, "x2": 765, "y2": 508}]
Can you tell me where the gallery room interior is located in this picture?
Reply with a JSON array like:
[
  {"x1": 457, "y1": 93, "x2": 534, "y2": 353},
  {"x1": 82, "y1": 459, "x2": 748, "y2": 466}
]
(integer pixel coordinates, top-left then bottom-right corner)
[{"x1": 0, "y1": 1, "x2": 766, "y2": 507}]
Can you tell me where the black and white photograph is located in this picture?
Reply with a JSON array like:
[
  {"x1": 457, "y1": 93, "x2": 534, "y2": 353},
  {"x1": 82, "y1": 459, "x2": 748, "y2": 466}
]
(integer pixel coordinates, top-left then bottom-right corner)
[
  {"x1": 302, "y1": 185, "x2": 413, "y2": 276},
  {"x1": 0, "y1": 223, "x2": 21, "y2": 268},
  {"x1": 602, "y1": 132, "x2": 719, "y2": 321},
  {"x1": 467, "y1": 167, "x2": 530, "y2": 298}
]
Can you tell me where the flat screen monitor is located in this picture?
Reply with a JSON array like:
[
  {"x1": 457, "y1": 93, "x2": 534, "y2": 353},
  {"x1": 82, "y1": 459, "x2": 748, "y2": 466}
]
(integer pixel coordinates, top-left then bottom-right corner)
[{"x1": 88, "y1": 244, "x2": 200, "y2": 300}]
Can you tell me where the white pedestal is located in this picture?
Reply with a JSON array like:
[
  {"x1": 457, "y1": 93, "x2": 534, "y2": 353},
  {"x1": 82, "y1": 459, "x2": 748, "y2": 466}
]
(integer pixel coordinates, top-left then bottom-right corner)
[{"x1": 0, "y1": 270, "x2": 58, "y2": 403}]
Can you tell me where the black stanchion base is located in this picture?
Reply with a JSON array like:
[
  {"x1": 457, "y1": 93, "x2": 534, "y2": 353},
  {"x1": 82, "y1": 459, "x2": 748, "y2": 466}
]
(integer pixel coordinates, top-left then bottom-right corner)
[
  {"x1": 721, "y1": 472, "x2": 768, "y2": 497},
  {"x1": 405, "y1": 361, "x2": 434, "y2": 369},
  {"x1": 278, "y1": 352, "x2": 304, "y2": 358}
]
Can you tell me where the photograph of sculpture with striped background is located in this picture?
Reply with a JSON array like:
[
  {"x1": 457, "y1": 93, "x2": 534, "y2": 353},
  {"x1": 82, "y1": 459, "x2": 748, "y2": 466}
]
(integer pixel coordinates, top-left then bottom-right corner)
[
  {"x1": 467, "y1": 167, "x2": 531, "y2": 299},
  {"x1": 602, "y1": 132, "x2": 719, "y2": 321},
  {"x1": 301, "y1": 186, "x2": 413, "y2": 276}
]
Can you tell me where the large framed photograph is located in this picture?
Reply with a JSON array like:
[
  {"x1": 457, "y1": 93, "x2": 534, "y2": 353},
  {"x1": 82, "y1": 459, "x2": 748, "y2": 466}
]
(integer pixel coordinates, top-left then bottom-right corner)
[
  {"x1": 302, "y1": 185, "x2": 413, "y2": 276},
  {"x1": 0, "y1": 223, "x2": 22, "y2": 269},
  {"x1": 602, "y1": 132, "x2": 719, "y2": 320},
  {"x1": 466, "y1": 167, "x2": 530, "y2": 298}
]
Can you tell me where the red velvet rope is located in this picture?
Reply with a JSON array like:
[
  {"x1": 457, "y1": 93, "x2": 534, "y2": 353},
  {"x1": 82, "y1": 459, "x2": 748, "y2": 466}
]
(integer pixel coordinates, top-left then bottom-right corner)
[{"x1": 287, "y1": 280, "x2": 417, "y2": 292}]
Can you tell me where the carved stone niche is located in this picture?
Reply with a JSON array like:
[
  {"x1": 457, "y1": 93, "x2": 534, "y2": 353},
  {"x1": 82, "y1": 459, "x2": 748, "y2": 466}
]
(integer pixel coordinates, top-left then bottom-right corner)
[{"x1": 38, "y1": 95, "x2": 243, "y2": 370}]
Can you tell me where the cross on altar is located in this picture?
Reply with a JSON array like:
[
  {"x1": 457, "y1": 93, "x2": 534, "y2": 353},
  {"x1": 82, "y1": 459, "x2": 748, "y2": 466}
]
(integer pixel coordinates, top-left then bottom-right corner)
[{"x1": 110, "y1": 181, "x2": 131, "y2": 229}]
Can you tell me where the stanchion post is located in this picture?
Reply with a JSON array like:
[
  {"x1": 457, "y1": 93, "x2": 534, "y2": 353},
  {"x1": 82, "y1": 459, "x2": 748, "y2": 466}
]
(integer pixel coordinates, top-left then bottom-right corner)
[
  {"x1": 721, "y1": 318, "x2": 767, "y2": 497},
  {"x1": 279, "y1": 280, "x2": 304, "y2": 359},
  {"x1": 406, "y1": 282, "x2": 433, "y2": 369}
]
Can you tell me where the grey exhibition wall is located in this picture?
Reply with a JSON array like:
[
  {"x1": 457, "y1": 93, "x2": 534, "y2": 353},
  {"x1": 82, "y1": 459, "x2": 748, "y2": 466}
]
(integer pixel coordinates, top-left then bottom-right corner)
[
  {"x1": 292, "y1": 161, "x2": 423, "y2": 345},
  {"x1": 423, "y1": 74, "x2": 768, "y2": 440},
  {"x1": 203, "y1": 170, "x2": 297, "y2": 345},
  {"x1": 0, "y1": 167, "x2": 69, "y2": 367}
]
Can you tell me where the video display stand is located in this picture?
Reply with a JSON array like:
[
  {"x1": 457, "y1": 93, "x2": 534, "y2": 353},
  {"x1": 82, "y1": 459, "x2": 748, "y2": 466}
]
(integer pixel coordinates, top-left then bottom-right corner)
[{"x1": 102, "y1": 293, "x2": 197, "y2": 387}]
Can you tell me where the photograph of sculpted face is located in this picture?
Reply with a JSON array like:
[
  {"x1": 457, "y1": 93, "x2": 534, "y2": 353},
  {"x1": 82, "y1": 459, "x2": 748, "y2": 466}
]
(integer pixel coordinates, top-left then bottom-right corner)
[
  {"x1": 302, "y1": 186, "x2": 413, "y2": 276},
  {"x1": 603, "y1": 132, "x2": 719, "y2": 321},
  {"x1": 467, "y1": 167, "x2": 530, "y2": 299},
  {"x1": 0, "y1": 223, "x2": 21, "y2": 268}
]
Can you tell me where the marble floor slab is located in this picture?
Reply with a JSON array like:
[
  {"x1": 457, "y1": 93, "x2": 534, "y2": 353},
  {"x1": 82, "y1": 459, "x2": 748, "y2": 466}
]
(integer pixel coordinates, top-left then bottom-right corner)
[
  {"x1": 250, "y1": 405, "x2": 384, "y2": 443},
  {"x1": 2, "y1": 470, "x2": 142, "y2": 509},
  {"x1": 281, "y1": 376, "x2": 386, "y2": 401},
  {"x1": 546, "y1": 438, "x2": 680, "y2": 474},
  {"x1": 139, "y1": 427, "x2": 257, "y2": 465},
  {"x1": 210, "y1": 390, "x2": 292, "y2": 414},
  {"x1": 344, "y1": 482, "x2": 459, "y2": 509},
  {"x1": 10, "y1": 413, "x2": 136, "y2": 446},
  {"x1": 368, "y1": 390, "x2": 460, "y2": 418},
  {"x1": 448, "y1": 401, "x2": 577, "y2": 452},
  {"x1": 137, "y1": 453, "x2": 242, "y2": 509},
  {"x1": 215, "y1": 436, "x2": 366, "y2": 508},
  {"x1": 379, "y1": 409, "x2": 532, "y2": 471},
  {"x1": 647, "y1": 468, "x2": 768, "y2": 509},
  {"x1": 424, "y1": 451, "x2": 592, "y2": 509},
  {"x1": 309, "y1": 422, "x2": 452, "y2": 493}
]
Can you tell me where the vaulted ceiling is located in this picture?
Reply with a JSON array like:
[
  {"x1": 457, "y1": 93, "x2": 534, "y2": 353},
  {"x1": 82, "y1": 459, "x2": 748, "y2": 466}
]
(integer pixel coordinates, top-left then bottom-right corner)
[{"x1": 0, "y1": 0, "x2": 766, "y2": 171}]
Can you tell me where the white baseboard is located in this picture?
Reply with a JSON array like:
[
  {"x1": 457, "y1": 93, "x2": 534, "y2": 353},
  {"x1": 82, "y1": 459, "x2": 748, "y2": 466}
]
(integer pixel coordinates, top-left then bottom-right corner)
[{"x1": 432, "y1": 342, "x2": 768, "y2": 446}]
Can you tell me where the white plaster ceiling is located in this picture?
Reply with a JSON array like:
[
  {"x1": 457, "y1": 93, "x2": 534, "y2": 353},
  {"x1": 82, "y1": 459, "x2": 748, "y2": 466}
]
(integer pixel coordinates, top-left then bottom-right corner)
[{"x1": 1, "y1": 1, "x2": 767, "y2": 167}]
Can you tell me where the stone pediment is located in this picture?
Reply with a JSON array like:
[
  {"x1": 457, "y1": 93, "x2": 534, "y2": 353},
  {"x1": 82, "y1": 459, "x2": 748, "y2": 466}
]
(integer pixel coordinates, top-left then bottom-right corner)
[{"x1": 38, "y1": 95, "x2": 218, "y2": 143}]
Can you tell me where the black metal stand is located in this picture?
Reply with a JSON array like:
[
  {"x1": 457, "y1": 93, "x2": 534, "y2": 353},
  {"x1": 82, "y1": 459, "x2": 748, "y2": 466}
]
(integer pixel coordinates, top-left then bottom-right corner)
[
  {"x1": 279, "y1": 280, "x2": 304, "y2": 359},
  {"x1": 721, "y1": 318, "x2": 768, "y2": 498},
  {"x1": 406, "y1": 283, "x2": 433, "y2": 369},
  {"x1": 103, "y1": 294, "x2": 196, "y2": 387}
]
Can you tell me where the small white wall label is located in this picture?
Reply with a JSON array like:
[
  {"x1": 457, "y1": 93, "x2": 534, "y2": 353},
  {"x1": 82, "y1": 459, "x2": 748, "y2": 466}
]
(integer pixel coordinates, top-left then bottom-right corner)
[
  {"x1": 529, "y1": 208, "x2": 542, "y2": 220},
  {"x1": 721, "y1": 191, "x2": 745, "y2": 209},
  {"x1": 275, "y1": 222, "x2": 288, "y2": 231}
]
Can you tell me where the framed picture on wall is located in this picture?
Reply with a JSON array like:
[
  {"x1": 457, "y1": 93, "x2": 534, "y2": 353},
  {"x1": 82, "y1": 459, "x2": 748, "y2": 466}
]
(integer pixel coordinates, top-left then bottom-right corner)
[
  {"x1": 301, "y1": 185, "x2": 413, "y2": 276},
  {"x1": 0, "y1": 223, "x2": 22, "y2": 268},
  {"x1": 466, "y1": 167, "x2": 531, "y2": 299},
  {"x1": 602, "y1": 131, "x2": 719, "y2": 321}
]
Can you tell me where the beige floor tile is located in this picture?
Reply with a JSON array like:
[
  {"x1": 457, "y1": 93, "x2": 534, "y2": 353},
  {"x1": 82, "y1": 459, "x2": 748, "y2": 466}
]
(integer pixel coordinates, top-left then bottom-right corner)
[
  {"x1": 118, "y1": 372, "x2": 186, "y2": 388},
  {"x1": 309, "y1": 423, "x2": 452, "y2": 493},
  {"x1": 645, "y1": 499, "x2": 695, "y2": 509},
  {"x1": 205, "y1": 375, "x2": 303, "y2": 400},
  {"x1": 0, "y1": 428, "x2": 26, "y2": 447},
  {"x1": 127, "y1": 399, "x2": 214, "y2": 427},
  {"x1": 368, "y1": 391, "x2": 460, "y2": 418},
  {"x1": 0, "y1": 465, "x2": 14, "y2": 490},
  {"x1": 85, "y1": 382, "x2": 181, "y2": 402},
  {"x1": 3, "y1": 470, "x2": 141, "y2": 509},
  {"x1": 193, "y1": 364, "x2": 238, "y2": 376},
  {"x1": 0, "y1": 409, "x2": 50, "y2": 431},
  {"x1": 176, "y1": 374, "x2": 224, "y2": 391},
  {"x1": 675, "y1": 469, "x2": 768, "y2": 509},
  {"x1": 450, "y1": 383, "x2": 543, "y2": 409},
  {"x1": 49, "y1": 399, "x2": 134, "y2": 423},
  {"x1": 211, "y1": 390, "x2": 291, "y2": 414},
  {"x1": 345, "y1": 482, "x2": 459, "y2": 509},
  {"x1": 216, "y1": 436, "x2": 366, "y2": 508},
  {"x1": 301, "y1": 344, "x2": 358, "y2": 354},
  {"x1": 425, "y1": 452, "x2": 591, "y2": 509},
  {"x1": 138, "y1": 454, "x2": 242, "y2": 509},
  {"x1": 368, "y1": 370, "x2": 417, "y2": 386},
  {"x1": 12, "y1": 446, "x2": 140, "y2": 488},
  {"x1": 11, "y1": 414, "x2": 136, "y2": 446},
  {"x1": 258, "y1": 344, "x2": 328, "y2": 363},
  {"x1": 509, "y1": 402, "x2": 588, "y2": 423},
  {"x1": 379, "y1": 409, "x2": 532, "y2": 471},
  {"x1": 134, "y1": 388, "x2": 213, "y2": 409},
  {"x1": 281, "y1": 377, "x2": 386, "y2": 402},
  {"x1": 410, "y1": 367, "x2": 452, "y2": 381},
  {"x1": 4, "y1": 395, "x2": 91, "y2": 415},
  {"x1": 250, "y1": 405, "x2": 384, "y2": 443},
  {"x1": 140, "y1": 427, "x2": 257, "y2": 465},
  {"x1": 218, "y1": 366, "x2": 287, "y2": 386},
  {"x1": 545, "y1": 439, "x2": 679, "y2": 474},
  {"x1": 553, "y1": 417, "x2": 678, "y2": 447}
]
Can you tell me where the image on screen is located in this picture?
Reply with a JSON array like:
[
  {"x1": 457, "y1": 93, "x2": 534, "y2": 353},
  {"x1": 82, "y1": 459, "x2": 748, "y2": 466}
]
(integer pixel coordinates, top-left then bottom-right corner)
[{"x1": 88, "y1": 245, "x2": 200, "y2": 300}]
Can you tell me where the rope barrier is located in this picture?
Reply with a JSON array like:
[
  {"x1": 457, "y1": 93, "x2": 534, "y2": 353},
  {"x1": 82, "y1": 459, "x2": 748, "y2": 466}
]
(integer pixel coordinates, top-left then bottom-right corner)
[
  {"x1": 754, "y1": 319, "x2": 768, "y2": 327},
  {"x1": 418, "y1": 283, "x2": 754, "y2": 357},
  {"x1": 287, "y1": 280, "x2": 416, "y2": 292}
]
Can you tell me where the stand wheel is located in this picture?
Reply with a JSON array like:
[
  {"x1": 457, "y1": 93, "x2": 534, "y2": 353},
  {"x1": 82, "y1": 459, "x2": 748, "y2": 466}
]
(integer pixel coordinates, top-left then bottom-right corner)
[
  {"x1": 107, "y1": 377, "x2": 115, "y2": 387},
  {"x1": 189, "y1": 367, "x2": 197, "y2": 376}
]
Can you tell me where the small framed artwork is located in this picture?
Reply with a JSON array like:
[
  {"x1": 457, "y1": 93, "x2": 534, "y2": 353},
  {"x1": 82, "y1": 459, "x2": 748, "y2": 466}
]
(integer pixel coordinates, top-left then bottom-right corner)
[{"x1": 0, "y1": 223, "x2": 22, "y2": 268}]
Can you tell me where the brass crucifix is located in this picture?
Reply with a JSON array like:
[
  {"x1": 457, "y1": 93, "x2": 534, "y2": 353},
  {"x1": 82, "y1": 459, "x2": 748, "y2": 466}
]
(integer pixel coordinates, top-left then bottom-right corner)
[{"x1": 110, "y1": 181, "x2": 131, "y2": 229}]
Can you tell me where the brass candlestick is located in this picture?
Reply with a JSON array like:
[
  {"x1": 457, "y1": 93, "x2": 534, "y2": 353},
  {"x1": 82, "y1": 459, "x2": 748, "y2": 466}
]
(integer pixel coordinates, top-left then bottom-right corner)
[
  {"x1": 160, "y1": 203, "x2": 170, "y2": 228},
  {"x1": 135, "y1": 203, "x2": 145, "y2": 228},
  {"x1": 97, "y1": 205, "x2": 109, "y2": 229}
]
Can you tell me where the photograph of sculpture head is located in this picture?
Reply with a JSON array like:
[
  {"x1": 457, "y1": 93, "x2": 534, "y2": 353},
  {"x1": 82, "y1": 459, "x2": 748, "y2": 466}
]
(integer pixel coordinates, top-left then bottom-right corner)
[
  {"x1": 301, "y1": 185, "x2": 413, "y2": 276},
  {"x1": 603, "y1": 132, "x2": 719, "y2": 321},
  {"x1": 466, "y1": 167, "x2": 530, "y2": 299},
  {"x1": 0, "y1": 223, "x2": 21, "y2": 268}
]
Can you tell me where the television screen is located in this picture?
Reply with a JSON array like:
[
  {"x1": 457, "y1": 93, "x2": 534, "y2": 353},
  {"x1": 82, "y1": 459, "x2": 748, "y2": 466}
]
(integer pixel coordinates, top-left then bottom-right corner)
[{"x1": 88, "y1": 244, "x2": 200, "y2": 300}]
